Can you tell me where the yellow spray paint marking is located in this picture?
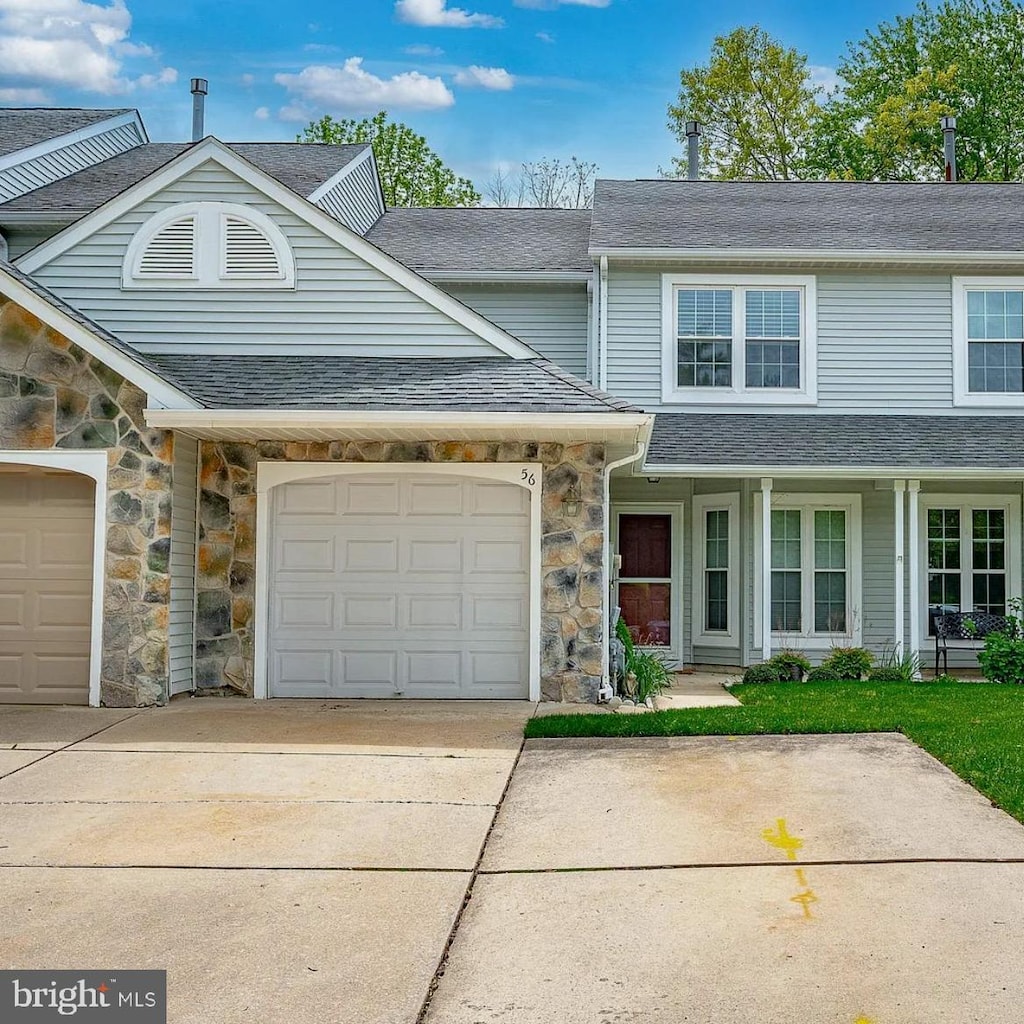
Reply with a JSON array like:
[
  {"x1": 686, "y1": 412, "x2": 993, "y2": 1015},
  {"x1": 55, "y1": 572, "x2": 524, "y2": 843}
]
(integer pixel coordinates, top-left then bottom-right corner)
[
  {"x1": 790, "y1": 868, "x2": 819, "y2": 919},
  {"x1": 854, "y1": 1018, "x2": 877, "y2": 1024},
  {"x1": 761, "y1": 818, "x2": 804, "y2": 861}
]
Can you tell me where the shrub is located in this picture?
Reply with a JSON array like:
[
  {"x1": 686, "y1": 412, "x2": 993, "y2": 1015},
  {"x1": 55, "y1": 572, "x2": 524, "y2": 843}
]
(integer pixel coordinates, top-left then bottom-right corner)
[
  {"x1": 806, "y1": 665, "x2": 841, "y2": 682},
  {"x1": 822, "y1": 646, "x2": 874, "y2": 680},
  {"x1": 978, "y1": 613, "x2": 1024, "y2": 685},
  {"x1": 630, "y1": 649, "x2": 672, "y2": 703},
  {"x1": 867, "y1": 666, "x2": 906, "y2": 682},
  {"x1": 743, "y1": 662, "x2": 783, "y2": 684},
  {"x1": 772, "y1": 649, "x2": 812, "y2": 681},
  {"x1": 615, "y1": 615, "x2": 636, "y2": 662}
]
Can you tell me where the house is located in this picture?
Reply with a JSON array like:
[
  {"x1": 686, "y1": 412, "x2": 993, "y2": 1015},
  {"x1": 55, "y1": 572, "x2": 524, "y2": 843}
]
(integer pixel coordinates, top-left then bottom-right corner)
[{"x1": 0, "y1": 105, "x2": 1020, "y2": 708}]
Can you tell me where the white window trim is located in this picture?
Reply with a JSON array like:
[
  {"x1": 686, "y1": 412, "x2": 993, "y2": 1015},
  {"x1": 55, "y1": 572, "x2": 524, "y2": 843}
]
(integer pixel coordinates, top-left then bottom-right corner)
[
  {"x1": 754, "y1": 491, "x2": 863, "y2": 650},
  {"x1": 692, "y1": 492, "x2": 740, "y2": 648},
  {"x1": 952, "y1": 276, "x2": 1024, "y2": 407},
  {"x1": 612, "y1": 502, "x2": 684, "y2": 666},
  {"x1": 123, "y1": 201, "x2": 296, "y2": 290},
  {"x1": 918, "y1": 493, "x2": 1022, "y2": 647},
  {"x1": 660, "y1": 273, "x2": 818, "y2": 406}
]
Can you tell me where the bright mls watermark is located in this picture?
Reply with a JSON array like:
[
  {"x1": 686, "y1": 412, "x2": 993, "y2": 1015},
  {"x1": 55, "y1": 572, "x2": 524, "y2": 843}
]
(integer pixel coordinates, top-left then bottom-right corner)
[{"x1": 2, "y1": 972, "x2": 166, "y2": 1022}]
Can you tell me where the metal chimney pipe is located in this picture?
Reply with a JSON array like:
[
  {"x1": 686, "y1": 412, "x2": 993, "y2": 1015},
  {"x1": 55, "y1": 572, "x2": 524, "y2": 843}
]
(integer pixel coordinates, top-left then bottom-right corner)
[
  {"x1": 941, "y1": 115, "x2": 957, "y2": 182},
  {"x1": 685, "y1": 120, "x2": 701, "y2": 181},
  {"x1": 191, "y1": 78, "x2": 208, "y2": 142}
]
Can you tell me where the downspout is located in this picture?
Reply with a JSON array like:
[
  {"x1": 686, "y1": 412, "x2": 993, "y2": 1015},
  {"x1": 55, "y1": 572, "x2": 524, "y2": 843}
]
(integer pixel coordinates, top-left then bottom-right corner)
[
  {"x1": 599, "y1": 435, "x2": 648, "y2": 701},
  {"x1": 598, "y1": 255, "x2": 609, "y2": 392},
  {"x1": 586, "y1": 273, "x2": 596, "y2": 381}
]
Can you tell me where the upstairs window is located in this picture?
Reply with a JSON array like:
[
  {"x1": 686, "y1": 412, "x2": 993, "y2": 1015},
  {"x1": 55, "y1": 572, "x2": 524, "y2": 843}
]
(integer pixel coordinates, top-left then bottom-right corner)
[
  {"x1": 123, "y1": 202, "x2": 295, "y2": 289},
  {"x1": 952, "y1": 278, "x2": 1024, "y2": 406},
  {"x1": 662, "y1": 274, "x2": 817, "y2": 406}
]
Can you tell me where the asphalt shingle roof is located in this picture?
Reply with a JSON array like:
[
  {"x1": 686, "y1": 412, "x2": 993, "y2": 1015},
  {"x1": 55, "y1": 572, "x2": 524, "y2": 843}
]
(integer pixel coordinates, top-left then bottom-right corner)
[
  {"x1": 0, "y1": 141, "x2": 368, "y2": 212},
  {"x1": 368, "y1": 208, "x2": 593, "y2": 273},
  {"x1": 147, "y1": 354, "x2": 639, "y2": 413},
  {"x1": 590, "y1": 179, "x2": 1024, "y2": 253},
  {"x1": 0, "y1": 108, "x2": 131, "y2": 158},
  {"x1": 648, "y1": 413, "x2": 1024, "y2": 468}
]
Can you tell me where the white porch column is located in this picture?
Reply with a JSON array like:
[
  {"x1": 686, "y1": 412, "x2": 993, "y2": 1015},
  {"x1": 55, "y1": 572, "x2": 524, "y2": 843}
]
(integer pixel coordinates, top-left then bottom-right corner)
[
  {"x1": 894, "y1": 480, "x2": 906, "y2": 658},
  {"x1": 908, "y1": 479, "x2": 921, "y2": 678},
  {"x1": 761, "y1": 477, "x2": 773, "y2": 661}
]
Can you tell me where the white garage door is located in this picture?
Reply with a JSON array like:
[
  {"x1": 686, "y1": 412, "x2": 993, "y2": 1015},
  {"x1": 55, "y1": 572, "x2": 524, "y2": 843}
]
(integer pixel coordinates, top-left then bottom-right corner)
[
  {"x1": 0, "y1": 466, "x2": 94, "y2": 705},
  {"x1": 269, "y1": 473, "x2": 531, "y2": 698}
]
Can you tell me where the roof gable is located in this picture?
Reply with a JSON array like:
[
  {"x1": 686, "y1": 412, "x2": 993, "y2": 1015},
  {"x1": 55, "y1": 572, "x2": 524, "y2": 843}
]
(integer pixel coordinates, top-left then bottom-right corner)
[
  {"x1": 0, "y1": 108, "x2": 136, "y2": 159},
  {"x1": 16, "y1": 139, "x2": 537, "y2": 359}
]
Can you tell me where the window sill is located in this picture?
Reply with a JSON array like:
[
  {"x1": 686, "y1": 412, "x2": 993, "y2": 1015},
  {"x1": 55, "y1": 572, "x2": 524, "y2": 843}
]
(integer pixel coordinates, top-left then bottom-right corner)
[
  {"x1": 772, "y1": 635, "x2": 860, "y2": 650},
  {"x1": 695, "y1": 632, "x2": 739, "y2": 648},
  {"x1": 662, "y1": 388, "x2": 818, "y2": 407},
  {"x1": 953, "y1": 392, "x2": 1024, "y2": 408}
]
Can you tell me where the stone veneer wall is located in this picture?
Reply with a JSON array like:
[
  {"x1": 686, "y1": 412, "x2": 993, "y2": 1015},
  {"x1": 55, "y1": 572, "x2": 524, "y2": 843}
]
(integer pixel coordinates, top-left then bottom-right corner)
[
  {"x1": 197, "y1": 440, "x2": 607, "y2": 702},
  {"x1": 0, "y1": 296, "x2": 174, "y2": 706}
]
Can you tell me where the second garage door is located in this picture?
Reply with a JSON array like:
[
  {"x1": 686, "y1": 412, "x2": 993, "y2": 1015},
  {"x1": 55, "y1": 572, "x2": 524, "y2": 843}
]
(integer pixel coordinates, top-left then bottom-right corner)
[{"x1": 269, "y1": 473, "x2": 531, "y2": 698}]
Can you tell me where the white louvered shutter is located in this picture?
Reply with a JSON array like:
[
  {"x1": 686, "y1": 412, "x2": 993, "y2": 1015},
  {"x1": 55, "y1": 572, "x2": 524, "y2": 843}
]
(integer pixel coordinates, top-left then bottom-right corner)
[
  {"x1": 222, "y1": 215, "x2": 282, "y2": 278},
  {"x1": 137, "y1": 216, "x2": 195, "y2": 277}
]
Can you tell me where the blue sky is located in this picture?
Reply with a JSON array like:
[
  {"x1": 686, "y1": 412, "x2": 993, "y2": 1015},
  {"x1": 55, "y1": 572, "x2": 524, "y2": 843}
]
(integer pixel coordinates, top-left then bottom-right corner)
[{"x1": 2, "y1": 0, "x2": 919, "y2": 185}]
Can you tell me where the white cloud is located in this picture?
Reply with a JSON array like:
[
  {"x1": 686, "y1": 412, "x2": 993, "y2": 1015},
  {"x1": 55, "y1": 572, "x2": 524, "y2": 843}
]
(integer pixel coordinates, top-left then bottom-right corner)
[
  {"x1": 395, "y1": 0, "x2": 503, "y2": 29},
  {"x1": 277, "y1": 103, "x2": 310, "y2": 123},
  {"x1": 0, "y1": 85, "x2": 47, "y2": 102},
  {"x1": 404, "y1": 43, "x2": 444, "y2": 56},
  {"x1": 536, "y1": 31, "x2": 554, "y2": 43},
  {"x1": 454, "y1": 65, "x2": 513, "y2": 90},
  {"x1": 240, "y1": 72, "x2": 255, "y2": 87},
  {"x1": 275, "y1": 57, "x2": 455, "y2": 113},
  {"x1": 0, "y1": 0, "x2": 177, "y2": 96},
  {"x1": 809, "y1": 64, "x2": 840, "y2": 96},
  {"x1": 253, "y1": 105, "x2": 269, "y2": 120}
]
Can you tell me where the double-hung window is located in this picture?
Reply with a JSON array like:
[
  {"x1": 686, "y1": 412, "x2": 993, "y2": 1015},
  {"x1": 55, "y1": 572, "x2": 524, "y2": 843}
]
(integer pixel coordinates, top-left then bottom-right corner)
[
  {"x1": 692, "y1": 493, "x2": 740, "y2": 646},
  {"x1": 922, "y1": 496, "x2": 1021, "y2": 635},
  {"x1": 662, "y1": 274, "x2": 817, "y2": 405},
  {"x1": 756, "y1": 494, "x2": 862, "y2": 646},
  {"x1": 953, "y1": 278, "x2": 1024, "y2": 405}
]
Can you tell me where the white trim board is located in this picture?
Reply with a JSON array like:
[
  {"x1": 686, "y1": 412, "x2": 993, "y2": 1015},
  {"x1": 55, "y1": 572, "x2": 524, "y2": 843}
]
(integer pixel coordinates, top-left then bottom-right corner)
[
  {"x1": 589, "y1": 246, "x2": 1024, "y2": 266},
  {"x1": 642, "y1": 464, "x2": 1024, "y2": 480},
  {"x1": 0, "y1": 265, "x2": 197, "y2": 410},
  {"x1": 691, "y1": 491, "x2": 741, "y2": 648},
  {"x1": 16, "y1": 137, "x2": 539, "y2": 361},
  {"x1": 0, "y1": 450, "x2": 108, "y2": 707},
  {"x1": 951, "y1": 276, "x2": 1024, "y2": 408},
  {"x1": 0, "y1": 110, "x2": 146, "y2": 175},
  {"x1": 253, "y1": 461, "x2": 543, "y2": 701}
]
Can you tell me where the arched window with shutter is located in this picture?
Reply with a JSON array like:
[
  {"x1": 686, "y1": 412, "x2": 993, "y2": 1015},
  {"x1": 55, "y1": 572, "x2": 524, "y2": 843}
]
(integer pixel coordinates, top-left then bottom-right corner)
[{"x1": 123, "y1": 202, "x2": 295, "y2": 289}]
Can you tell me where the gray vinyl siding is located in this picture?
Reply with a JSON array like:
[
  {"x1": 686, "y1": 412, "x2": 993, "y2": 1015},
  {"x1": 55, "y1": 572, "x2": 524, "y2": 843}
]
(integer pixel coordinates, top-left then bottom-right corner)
[
  {"x1": 603, "y1": 264, "x2": 1009, "y2": 414},
  {"x1": 315, "y1": 154, "x2": 384, "y2": 234},
  {"x1": 442, "y1": 283, "x2": 589, "y2": 375},
  {"x1": 4, "y1": 225, "x2": 65, "y2": 260},
  {"x1": 0, "y1": 122, "x2": 144, "y2": 203},
  {"x1": 168, "y1": 434, "x2": 198, "y2": 695},
  {"x1": 26, "y1": 160, "x2": 503, "y2": 357}
]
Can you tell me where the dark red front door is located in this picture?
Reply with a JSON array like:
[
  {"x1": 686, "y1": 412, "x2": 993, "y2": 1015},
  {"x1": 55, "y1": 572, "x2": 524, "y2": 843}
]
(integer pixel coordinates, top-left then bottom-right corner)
[{"x1": 617, "y1": 513, "x2": 672, "y2": 647}]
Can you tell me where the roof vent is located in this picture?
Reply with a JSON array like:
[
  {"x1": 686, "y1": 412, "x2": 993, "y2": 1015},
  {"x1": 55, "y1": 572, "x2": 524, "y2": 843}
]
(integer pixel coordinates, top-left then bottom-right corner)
[
  {"x1": 685, "y1": 121, "x2": 702, "y2": 181},
  {"x1": 222, "y1": 215, "x2": 282, "y2": 277},
  {"x1": 191, "y1": 78, "x2": 208, "y2": 142},
  {"x1": 137, "y1": 215, "x2": 195, "y2": 277},
  {"x1": 941, "y1": 115, "x2": 957, "y2": 182}
]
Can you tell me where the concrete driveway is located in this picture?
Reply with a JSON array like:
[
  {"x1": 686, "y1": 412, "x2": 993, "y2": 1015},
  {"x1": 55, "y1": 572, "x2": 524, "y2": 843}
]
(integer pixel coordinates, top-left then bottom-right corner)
[{"x1": 3, "y1": 707, "x2": 1024, "y2": 1023}]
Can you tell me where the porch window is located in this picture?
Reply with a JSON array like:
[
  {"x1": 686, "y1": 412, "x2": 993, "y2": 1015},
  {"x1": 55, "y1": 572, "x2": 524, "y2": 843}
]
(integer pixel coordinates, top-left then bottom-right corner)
[
  {"x1": 926, "y1": 504, "x2": 1009, "y2": 632},
  {"x1": 662, "y1": 274, "x2": 817, "y2": 406},
  {"x1": 759, "y1": 494, "x2": 861, "y2": 645},
  {"x1": 693, "y1": 493, "x2": 740, "y2": 646}
]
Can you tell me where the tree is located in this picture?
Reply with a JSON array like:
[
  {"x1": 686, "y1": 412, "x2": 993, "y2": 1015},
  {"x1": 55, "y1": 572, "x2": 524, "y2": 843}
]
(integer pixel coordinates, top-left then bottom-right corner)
[
  {"x1": 806, "y1": 0, "x2": 1024, "y2": 181},
  {"x1": 299, "y1": 111, "x2": 480, "y2": 206},
  {"x1": 666, "y1": 25, "x2": 821, "y2": 180},
  {"x1": 485, "y1": 156, "x2": 599, "y2": 208}
]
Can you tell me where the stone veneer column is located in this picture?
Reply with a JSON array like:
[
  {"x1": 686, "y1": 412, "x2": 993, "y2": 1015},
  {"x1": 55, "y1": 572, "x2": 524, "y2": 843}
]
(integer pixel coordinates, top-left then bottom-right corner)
[
  {"x1": 196, "y1": 440, "x2": 607, "y2": 702},
  {"x1": 0, "y1": 297, "x2": 174, "y2": 706}
]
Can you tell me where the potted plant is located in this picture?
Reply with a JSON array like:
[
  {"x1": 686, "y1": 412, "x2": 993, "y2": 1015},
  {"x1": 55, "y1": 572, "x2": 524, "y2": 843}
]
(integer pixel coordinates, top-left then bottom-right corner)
[{"x1": 773, "y1": 649, "x2": 812, "y2": 682}]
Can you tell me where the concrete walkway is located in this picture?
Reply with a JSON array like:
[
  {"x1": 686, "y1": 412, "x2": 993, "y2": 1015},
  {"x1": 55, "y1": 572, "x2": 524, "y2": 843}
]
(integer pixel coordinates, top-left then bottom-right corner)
[{"x1": 3, "y1": 702, "x2": 1024, "y2": 1023}]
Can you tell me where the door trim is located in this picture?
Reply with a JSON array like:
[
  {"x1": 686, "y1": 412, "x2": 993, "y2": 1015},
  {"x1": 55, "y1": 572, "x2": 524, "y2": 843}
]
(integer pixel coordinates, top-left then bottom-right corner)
[
  {"x1": 611, "y1": 502, "x2": 685, "y2": 666},
  {"x1": 254, "y1": 462, "x2": 543, "y2": 700},
  {"x1": 0, "y1": 450, "x2": 107, "y2": 707}
]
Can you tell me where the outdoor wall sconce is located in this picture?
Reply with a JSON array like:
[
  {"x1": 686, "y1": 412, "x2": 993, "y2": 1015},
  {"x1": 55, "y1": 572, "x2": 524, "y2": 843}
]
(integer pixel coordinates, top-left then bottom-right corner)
[{"x1": 562, "y1": 482, "x2": 582, "y2": 517}]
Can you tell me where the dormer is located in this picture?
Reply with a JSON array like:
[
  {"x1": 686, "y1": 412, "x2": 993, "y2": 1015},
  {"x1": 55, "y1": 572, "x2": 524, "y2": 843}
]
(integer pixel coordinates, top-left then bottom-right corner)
[{"x1": 122, "y1": 202, "x2": 295, "y2": 289}]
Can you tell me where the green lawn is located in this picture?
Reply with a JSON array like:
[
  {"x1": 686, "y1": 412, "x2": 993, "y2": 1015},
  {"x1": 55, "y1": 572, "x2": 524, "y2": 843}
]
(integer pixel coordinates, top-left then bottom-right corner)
[{"x1": 527, "y1": 681, "x2": 1024, "y2": 825}]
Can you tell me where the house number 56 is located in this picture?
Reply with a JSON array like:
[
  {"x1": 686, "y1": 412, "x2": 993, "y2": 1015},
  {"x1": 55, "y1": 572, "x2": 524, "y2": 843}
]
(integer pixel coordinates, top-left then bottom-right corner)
[{"x1": 521, "y1": 470, "x2": 537, "y2": 486}]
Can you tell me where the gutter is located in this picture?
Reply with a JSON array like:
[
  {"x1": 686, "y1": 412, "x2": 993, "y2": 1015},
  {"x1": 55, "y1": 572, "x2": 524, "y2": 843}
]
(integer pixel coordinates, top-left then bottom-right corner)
[
  {"x1": 419, "y1": 270, "x2": 592, "y2": 284},
  {"x1": 587, "y1": 246, "x2": 1024, "y2": 266},
  {"x1": 641, "y1": 462, "x2": 1024, "y2": 480}
]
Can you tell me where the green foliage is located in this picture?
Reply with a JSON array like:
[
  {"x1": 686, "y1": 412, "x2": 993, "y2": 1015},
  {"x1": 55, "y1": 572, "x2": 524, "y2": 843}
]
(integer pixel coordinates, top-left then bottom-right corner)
[
  {"x1": 874, "y1": 643, "x2": 922, "y2": 682},
  {"x1": 299, "y1": 111, "x2": 480, "y2": 206},
  {"x1": 667, "y1": 25, "x2": 821, "y2": 179},
  {"x1": 822, "y1": 646, "x2": 875, "y2": 680},
  {"x1": 977, "y1": 600, "x2": 1024, "y2": 684},
  {"x1": 930, "y1": 673, "x2": 965, "y2": 685},
  {"x1": 805, "y1": 0, "x2": 1024, "y2": 181},
  {"x1": 806, "y1": 665, "x2": 841, "y2": 682},
  {"x1": 772, "y1": 649, "x2": 812, "y2": 679},
  {"x1": 867, "y1": 665, "x2": 907, "y2": 682},
  {"x1": 743, "y1": 662, "x2": 783, "y2": 684},
  {"x1": 615, "y1": 615, "x2": 636, "y2": 662},
  {"x1": 630, "y1": 649, "x2": 672, "y2": 704},
  {"x1": 525, "y1": 680, "x2": 1024, "y2": 827}
]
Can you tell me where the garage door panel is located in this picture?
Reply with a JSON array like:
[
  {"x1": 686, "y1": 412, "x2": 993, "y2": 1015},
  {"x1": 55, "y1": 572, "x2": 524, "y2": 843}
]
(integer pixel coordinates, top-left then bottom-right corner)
[
  {"x1": 270, "y1": 474, "x2": 531, "y2": 699},
  {"x1": 276, "y1": 535, "x2": 336, "y2": 573},
  {"x1": 279, "y1": 479, "x2": 338, "y2": 515},
  {"x1": 0, "y1": 467, "x2": 93, "y2": 704}
]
